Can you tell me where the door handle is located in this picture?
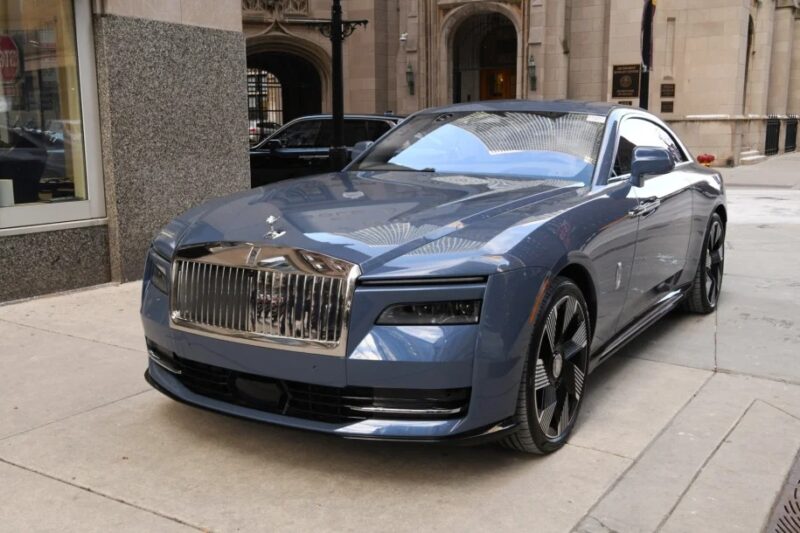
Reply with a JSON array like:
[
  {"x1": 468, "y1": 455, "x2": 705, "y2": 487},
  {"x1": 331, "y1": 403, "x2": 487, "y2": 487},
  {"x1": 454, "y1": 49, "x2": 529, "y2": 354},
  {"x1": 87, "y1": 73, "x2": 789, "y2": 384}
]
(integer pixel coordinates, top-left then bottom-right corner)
[{"x1": 628, "y1": 197, "x2": 661, "y2": 218}]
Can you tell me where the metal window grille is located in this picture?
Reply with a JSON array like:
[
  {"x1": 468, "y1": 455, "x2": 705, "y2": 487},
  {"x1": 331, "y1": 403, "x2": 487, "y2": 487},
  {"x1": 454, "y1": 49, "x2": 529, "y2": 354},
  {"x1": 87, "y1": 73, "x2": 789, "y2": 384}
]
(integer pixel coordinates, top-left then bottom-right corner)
[
  {"x1": 785, "y1": 118, "x2": 798, "y2": 153},
  {"x1": 765, "y1": 117, "x2": 781, "y2": 156},
  {"x1": 247, "y1": 68, "x2": 283, "y2": 145}
]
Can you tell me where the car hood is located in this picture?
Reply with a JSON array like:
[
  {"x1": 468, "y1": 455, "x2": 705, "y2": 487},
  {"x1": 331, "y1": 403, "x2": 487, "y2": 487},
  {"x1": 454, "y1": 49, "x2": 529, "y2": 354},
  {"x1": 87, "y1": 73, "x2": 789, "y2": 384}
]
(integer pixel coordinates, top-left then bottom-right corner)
[{"x1": 174, "y1": 171, "x2": 581, "y2": 276}]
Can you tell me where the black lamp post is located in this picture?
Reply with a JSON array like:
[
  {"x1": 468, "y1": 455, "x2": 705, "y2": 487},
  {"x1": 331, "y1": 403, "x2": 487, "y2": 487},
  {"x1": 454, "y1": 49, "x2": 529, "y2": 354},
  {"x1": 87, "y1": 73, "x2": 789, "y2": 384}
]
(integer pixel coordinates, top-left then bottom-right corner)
[{"x1": 308, "y1": 1, "x2": 368, "y2": 171}]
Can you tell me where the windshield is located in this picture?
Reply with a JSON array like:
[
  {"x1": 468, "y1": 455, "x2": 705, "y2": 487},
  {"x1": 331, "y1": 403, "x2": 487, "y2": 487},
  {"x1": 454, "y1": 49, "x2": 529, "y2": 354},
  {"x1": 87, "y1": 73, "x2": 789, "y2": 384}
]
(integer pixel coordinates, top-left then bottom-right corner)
[{"x1": 352, "y1": 111, "x2": 606, "y2": 185}]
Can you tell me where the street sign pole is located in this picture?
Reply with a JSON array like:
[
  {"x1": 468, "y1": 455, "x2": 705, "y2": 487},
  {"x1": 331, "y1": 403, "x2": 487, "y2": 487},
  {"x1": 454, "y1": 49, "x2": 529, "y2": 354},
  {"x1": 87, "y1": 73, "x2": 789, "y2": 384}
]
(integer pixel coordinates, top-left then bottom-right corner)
[
  {"x1": 640, "y1": 0, "x2": 656, "y2": 111},
  {"x1": 330, "y1": 0, "x2": 347, "y2": 170}
]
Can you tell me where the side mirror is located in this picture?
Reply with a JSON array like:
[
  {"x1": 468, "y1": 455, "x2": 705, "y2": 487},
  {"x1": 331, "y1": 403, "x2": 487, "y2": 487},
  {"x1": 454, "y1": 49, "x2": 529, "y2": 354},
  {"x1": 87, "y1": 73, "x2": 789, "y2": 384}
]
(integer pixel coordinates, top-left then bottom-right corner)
[
  {"x1": 350, "y1": 140, "x2": 374, "y2": 161},
  {"x1": 264, "y1": 139, "x2": 283, "y2": 150},
  {"x1": 630, "y1": 146, "x2": 675, "y2": 187}
]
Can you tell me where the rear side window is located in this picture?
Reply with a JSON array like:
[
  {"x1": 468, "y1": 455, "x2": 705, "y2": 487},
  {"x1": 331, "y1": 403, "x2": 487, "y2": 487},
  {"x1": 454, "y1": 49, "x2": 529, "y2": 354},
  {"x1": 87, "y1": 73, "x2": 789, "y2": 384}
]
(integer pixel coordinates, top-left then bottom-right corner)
[
  {"x1": 343, "y1": 120, "x2": 369, "y2": 146},
  {"x1": 366, "y1": 120, "x2": 392, "y2": 141},
  {"x1": 614, "y1": 118, "x2": 686, "y2": 176}
]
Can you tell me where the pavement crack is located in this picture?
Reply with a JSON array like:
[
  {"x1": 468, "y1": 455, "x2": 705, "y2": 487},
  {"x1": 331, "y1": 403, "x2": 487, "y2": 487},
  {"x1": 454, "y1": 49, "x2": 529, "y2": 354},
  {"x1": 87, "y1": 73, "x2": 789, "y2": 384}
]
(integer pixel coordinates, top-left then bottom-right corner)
[
  {"x1": 714, "y1": 308, "x2": 718, "y2": 372},
  {"x1": 572, "y1": 515, "x2": 620, "y2": 533},
  {"x1": 0, "y1": 457, "x2": 208, "y2": 531},
  {"x1": 564, "y1": 443, "x2": 634, "y2": 461}
]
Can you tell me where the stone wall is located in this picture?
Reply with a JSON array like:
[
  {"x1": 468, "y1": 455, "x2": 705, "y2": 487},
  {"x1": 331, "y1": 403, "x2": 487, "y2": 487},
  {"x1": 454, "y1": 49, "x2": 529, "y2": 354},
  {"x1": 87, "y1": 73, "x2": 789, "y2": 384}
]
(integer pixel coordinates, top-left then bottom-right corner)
[
  {"x1": 0, "y1": 224, "x2": 111, "y2": 303},
  {"x1": 94, "y1": 15, "x2": 250, "y2": 281}
]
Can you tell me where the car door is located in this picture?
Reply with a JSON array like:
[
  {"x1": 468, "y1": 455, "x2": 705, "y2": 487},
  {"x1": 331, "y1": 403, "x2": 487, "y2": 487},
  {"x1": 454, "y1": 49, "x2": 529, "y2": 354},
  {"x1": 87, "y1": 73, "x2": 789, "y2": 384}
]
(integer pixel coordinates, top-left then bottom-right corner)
[
  {"x1": 616, "y1": 117, "x2": 694, "y2": 327},
  {"x1": 250, "y1": 118, "x2": 329, "y2": 187}
]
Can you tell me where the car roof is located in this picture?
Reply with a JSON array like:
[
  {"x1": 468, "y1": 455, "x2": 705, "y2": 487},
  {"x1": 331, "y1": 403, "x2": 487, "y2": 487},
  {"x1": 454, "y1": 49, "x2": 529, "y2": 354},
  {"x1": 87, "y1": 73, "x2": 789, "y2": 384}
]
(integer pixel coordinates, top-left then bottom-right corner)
[
  {"x1": 291, "y1": 114, "x2": 404, "y2": 121},
  {"x1": 419, "y1": 99, "x2": 620, "y2": 116}
]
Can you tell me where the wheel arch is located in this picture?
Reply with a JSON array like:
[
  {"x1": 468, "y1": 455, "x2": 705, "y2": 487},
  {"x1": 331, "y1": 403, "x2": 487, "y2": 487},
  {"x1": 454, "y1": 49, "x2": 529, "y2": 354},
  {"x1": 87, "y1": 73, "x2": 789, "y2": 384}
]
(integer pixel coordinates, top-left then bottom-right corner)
[
  {"x1": 556, "y1": 263, "x2": 597, "y2": 340},
  {"x1": 714, "y1": 204, "x2": 727, "y2": 225}
]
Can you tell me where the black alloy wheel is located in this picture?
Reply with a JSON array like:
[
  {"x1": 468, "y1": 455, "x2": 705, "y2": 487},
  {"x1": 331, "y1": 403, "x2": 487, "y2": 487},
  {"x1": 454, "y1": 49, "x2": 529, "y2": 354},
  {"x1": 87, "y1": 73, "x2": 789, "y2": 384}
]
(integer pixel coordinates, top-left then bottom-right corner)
[
  {"x1": 684, "y1": 212, "x2": 725, "y2": 314},
  {"x1": 502, "y1": 277, "x2": 590, "y2": 454}
]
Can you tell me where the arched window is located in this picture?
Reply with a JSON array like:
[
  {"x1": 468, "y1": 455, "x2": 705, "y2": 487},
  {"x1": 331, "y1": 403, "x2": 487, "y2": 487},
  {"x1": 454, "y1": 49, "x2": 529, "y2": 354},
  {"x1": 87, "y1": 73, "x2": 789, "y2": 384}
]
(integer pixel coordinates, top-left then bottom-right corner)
[{"x1": 247, "y1": 68, "x2": 283, "y2": 145}]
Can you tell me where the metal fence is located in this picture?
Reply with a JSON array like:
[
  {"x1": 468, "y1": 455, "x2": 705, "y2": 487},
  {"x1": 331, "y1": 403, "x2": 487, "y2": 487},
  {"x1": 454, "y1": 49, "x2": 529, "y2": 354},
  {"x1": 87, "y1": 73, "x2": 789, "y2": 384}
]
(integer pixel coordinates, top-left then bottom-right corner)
[
  {"x1": 786, "y1": 118, "x2": 798, "y2": 153},
  {"x1": 765, "y1": 117, "x2": 781, "y2": 156}
]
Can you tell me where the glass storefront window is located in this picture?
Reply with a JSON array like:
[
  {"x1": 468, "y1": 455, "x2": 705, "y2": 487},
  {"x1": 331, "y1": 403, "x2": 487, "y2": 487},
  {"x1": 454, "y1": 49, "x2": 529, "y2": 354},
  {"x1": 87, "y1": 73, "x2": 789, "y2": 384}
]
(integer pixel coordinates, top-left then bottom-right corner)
[{"x1": 0, "y1": 0, "x2": 86, "y2": 208}]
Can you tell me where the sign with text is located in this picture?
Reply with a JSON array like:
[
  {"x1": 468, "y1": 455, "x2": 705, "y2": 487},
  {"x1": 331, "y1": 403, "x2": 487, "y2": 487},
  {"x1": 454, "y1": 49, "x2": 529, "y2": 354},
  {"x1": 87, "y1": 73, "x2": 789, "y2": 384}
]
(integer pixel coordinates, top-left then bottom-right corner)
[
  {"x1": 0, "y1": 35, "x2": 20, "y2": 83},
  {"x1": 612, "y1": 64, "x2": 641, "y2": 99},
  {"x1": 661, "y1": 83, "x2": 676, "y2": 98}
]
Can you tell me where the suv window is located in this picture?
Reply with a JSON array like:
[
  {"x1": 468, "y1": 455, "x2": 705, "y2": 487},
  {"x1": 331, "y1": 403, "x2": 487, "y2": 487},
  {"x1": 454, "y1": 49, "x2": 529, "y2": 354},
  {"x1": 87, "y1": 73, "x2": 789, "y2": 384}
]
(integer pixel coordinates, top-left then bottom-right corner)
[
  {"x1": 367, "y1": 120, "x2": 392, "y2": 141},
  {"x1": 314, "y1": 121, "x2": 366, "y2": 148},
  {"x1": 614, "y1": 118, "x2": 686, "y2": 176},
  {"x1": 276, "y1": 119, "x2": 324, "y2": 148},
  {"x1": 305, "y1": 119, "x2": 394, "y2": 148}
]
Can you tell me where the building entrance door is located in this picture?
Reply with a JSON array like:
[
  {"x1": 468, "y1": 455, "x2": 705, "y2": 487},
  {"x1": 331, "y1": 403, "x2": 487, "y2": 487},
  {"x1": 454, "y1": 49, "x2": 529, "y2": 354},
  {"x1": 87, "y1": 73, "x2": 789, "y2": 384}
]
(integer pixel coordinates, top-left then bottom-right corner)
[
  {"x1": 452, "y1": 12, "x2": 517, "y2": 103},
  {"x1": 480, "y1": 68, "x2": 517, "y2": 100}
]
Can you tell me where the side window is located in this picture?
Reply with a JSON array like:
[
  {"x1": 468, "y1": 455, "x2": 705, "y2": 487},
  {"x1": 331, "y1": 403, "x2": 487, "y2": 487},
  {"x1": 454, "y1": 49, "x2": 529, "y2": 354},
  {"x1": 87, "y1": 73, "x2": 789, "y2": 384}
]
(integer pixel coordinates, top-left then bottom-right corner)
[
  {"x1": 277, "y1": 120, "x2": 323, "y2": 148},
  {"x1": 657, "y1": 128, "x2": 688, "y2": 163},
  {"x1": 613, "y1": 118, "x2": 681, "y2": 176},
  {"x1": 367, "y1": 121, "x2": 392, "y2": 141},
  {"x1": 343, "y1": 120, "x2": 369, "y2": 146},
  {"x1": 315, "y1": 120, "x2": 332, "y2": 147}
]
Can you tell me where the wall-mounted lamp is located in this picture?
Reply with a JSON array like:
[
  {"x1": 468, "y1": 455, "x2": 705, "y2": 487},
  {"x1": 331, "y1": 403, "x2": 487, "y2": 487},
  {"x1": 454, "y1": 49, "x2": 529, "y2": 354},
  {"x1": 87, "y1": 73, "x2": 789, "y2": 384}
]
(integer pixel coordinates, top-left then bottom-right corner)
[
  {"x1": 528, "y1": 55, "x2": 538, "y2": 92},
  {"x1": 406, "y1": 63, "x2": 415, "y2": 95}
]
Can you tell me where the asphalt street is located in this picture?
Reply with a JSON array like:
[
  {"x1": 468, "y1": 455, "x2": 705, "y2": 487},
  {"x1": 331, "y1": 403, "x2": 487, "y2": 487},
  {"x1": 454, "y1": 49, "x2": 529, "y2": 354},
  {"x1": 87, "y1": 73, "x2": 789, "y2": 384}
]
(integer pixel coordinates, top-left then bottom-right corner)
[{"x1": 1, "y1": 154, "x2": 799, "y2": 532}]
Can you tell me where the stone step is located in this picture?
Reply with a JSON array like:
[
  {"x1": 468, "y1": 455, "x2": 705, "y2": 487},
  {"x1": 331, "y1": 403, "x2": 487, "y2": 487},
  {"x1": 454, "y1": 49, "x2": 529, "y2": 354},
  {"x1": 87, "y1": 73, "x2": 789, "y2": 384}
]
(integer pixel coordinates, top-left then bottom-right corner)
[
  {"x1": 740, "y1": 149, "x2": 761, "y2": 157},
  {"x1": 740, "y1": 154, "x2": 767, "y2": 165}
]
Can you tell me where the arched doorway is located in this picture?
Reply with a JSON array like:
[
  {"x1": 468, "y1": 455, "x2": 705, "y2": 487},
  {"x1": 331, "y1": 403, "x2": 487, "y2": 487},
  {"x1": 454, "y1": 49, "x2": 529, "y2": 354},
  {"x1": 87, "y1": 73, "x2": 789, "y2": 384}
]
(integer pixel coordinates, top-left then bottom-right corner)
[
  {"x1": 247, "y1": 52, "x2": 322, "y2": 143},
  {"x1": 452, "y1": 13, "x2": 517, "y2": 103}
]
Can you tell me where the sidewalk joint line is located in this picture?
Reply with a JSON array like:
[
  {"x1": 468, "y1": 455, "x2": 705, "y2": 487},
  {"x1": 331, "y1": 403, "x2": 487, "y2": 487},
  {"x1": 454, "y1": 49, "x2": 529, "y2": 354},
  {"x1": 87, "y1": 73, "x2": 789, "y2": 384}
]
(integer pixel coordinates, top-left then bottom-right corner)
[
  {"x1": 569, "y1": 371, "x2": 716, "y2": 533},
  {"x1": 653, "y1": 399, "x2": 757, "y2": 532},
  {"x1": 0, "y1": 318, "x2": 146, "y2": 355},
  {"x1": 0, "y1": 389, "x2": 153, "y2": 443},
  {"x1": 0, "y1": 457, "x2": 207, "y2": 531},
  {"x1": 620, "y1": 352, "x2": 800, "y2": 388}
]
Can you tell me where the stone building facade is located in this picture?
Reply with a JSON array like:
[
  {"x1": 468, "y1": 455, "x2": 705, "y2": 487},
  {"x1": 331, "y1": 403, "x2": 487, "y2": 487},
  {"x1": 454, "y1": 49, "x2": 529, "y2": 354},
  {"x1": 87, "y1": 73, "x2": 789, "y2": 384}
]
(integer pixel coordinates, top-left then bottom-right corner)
[
  {"x1": 245, "y1": 0, "x2": 800, "y2": 164},
  {"x1": 0, "y1": 0, "x2": 798, "y2": 303}
]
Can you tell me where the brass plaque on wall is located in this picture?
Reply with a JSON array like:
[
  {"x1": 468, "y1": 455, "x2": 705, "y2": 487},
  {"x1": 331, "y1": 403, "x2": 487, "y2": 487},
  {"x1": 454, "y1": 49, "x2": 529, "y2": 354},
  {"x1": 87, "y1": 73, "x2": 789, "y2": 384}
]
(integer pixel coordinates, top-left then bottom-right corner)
[{"x1": 612, "y1": 65, "x2": 641, "y2": 98}]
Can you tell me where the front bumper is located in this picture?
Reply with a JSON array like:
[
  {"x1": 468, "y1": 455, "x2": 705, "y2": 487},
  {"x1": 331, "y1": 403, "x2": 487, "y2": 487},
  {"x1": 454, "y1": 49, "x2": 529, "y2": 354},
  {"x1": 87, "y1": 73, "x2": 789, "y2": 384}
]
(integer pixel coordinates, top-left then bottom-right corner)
[{"x1": 141, "y1": 263, "x2": 547, "y2": 441}]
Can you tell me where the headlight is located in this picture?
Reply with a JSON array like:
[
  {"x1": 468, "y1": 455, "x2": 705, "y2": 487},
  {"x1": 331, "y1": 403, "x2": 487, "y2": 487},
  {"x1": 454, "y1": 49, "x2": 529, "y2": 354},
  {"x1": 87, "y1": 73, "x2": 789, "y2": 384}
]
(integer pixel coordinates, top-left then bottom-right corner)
[
  {"x1": 151, "y1": 260, "x2": 169, "y2": 294},
  {"x1": 376, "y1": 300, "x2": 481, "y2": 325}
]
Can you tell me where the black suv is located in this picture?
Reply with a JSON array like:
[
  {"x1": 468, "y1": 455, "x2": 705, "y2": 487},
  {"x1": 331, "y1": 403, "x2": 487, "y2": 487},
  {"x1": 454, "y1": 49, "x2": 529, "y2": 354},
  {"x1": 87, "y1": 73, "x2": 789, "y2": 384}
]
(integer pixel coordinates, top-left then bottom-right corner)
[{"x1": 250, "y1": 114, "x2": 403, "y2": 187}]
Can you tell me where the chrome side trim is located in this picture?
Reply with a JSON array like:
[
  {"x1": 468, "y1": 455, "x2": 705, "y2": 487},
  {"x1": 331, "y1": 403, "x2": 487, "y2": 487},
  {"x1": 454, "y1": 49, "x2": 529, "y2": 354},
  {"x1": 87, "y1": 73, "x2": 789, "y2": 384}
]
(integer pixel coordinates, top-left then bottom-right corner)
[
  {"x1": 148, "y1": 349, "x2": 182, "y2": 375},
  {"x1": 359, "y1": 276, "x2": 486, "y2": 286}
]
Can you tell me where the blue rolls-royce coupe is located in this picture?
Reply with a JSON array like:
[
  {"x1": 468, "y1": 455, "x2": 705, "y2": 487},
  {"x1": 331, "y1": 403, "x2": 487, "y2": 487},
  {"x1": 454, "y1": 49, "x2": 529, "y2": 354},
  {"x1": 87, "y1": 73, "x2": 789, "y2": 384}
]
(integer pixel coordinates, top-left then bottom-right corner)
[{"x1": 141, "y1": 101, "x2": 725, "y2": 453}]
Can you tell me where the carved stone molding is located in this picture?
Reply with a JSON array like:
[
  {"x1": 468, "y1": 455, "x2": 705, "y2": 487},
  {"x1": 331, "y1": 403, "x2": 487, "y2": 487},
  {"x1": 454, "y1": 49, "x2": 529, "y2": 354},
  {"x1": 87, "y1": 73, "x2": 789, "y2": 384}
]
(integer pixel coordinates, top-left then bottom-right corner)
[{"x1": 242, "y1": 0, "x2": 309, "y2": 22}]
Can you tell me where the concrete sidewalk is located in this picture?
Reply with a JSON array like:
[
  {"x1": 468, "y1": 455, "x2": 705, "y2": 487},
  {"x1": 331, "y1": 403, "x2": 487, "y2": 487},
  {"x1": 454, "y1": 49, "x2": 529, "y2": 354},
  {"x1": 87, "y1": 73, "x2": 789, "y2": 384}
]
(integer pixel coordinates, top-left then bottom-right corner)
[
  {"x1": 1, "y1": 186, "x2": 800, "y2": 532},
  {"x1": 721, "y1": 151, "x2": 800, "y2": 188}
]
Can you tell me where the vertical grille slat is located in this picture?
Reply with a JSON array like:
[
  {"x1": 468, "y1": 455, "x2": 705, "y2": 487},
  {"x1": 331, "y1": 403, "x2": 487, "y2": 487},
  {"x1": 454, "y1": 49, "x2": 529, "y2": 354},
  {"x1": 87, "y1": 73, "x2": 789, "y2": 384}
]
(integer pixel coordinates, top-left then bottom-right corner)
[{"x1": 171, "y1": 259, "x2": 349, "y2": 346}]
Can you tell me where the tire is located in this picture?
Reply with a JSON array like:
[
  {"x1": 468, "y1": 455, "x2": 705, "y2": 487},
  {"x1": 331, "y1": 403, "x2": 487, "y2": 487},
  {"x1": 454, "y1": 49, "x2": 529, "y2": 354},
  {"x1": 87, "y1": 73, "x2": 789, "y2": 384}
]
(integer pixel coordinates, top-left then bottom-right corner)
[
  {"x1": 683, "y1": 212, "x2": 725, "y2": 314},
  {"x1": 501, "y1": 277, "x2": 591, "y2": 454}
]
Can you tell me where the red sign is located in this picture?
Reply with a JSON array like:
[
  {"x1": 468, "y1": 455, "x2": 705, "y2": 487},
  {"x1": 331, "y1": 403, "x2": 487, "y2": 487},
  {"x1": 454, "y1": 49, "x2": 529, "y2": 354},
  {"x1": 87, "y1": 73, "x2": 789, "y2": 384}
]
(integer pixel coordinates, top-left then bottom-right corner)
[{"x1": 0, "y1": 36, "x2": 20, "y2": 82}]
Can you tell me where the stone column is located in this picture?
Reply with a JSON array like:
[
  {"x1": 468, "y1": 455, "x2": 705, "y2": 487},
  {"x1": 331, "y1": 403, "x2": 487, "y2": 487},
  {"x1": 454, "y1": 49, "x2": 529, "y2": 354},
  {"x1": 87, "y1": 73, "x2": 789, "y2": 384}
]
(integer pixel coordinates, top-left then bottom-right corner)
[
  {"x1": 567, "y1": 0, "x2": 609, "y2": 102},
  {"x1": 94, "y1": 0, "x2": 250, "y2": 281},
  {"x1": 789, "y1": 11, "x2": 800, "y2": 114},
  {"x1": 542, "y1": 0, "x2": 570, "y2": 100},
  {"x1": 766, "y1": 3, "x2": 795, "y2": 115},
  {"x1": 745, "y1": 2, "x2": 776, "y2": 116}
]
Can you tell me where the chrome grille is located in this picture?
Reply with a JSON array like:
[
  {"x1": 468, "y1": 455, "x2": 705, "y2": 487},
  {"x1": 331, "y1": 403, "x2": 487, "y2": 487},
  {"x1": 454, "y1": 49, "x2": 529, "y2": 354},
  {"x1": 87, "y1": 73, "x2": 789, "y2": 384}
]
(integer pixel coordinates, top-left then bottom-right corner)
[{"x1": 169, "y1": 245, "x2": 359, "y2": 356}]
